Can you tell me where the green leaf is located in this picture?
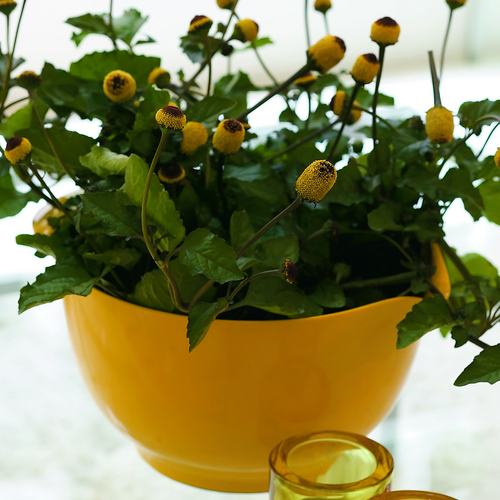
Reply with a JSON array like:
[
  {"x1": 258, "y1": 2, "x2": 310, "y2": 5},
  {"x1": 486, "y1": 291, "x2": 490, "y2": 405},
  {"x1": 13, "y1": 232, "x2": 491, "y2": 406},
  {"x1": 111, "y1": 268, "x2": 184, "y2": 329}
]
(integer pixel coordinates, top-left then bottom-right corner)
[
  {"x1": 323, "y1": 160, "x2": 367, "y2": 206},
  {"x1": 131, "y1": 269, "x2": 175, "y2": 313},
  {"x1": 66, "y1": 13, "x2": 110, "y2": 37},
  {"x1": 121, "y1": 154, "x2": 185, "y2": 250},
  {"x1": 310, "y1": 279, "x2": 346, "y2": 308},
  {"x1": 179, "y1": 228, "x2": 244, "y2": 284},
  {"x1": 0, "y1": 174, "x2": 39, "y2": 219},
  {"x1": 367, "y1": 203, "x2": 403, "y2": 232},
  {"x1": 170, "y1": 258, "x2": 216, "y2": 304},
  {"x1": 187, "y1": 96, "x2": 236, "y2": 125},
  {"x1": 214, "y1": 71, "x2": 259, "y2": 116},
  {"x1": 455, "y1": 344, "x2": 500, "y2": 386},
  {"x1": 70, "y1": 50, "x2": 160, "y2": 87},
  {"x1": 113, "y1": 9, "x2": 150, "y2": 47},
  {"x1": 397, "y1": 294, "x2": 454, "y2": 349},
  {"x1": 0, "y1": 101, "x2": 42, "y2": 138},
  {"x1": 230, "y1": 210, "x2": 257, "y2": 270},
  {"x1": 458, "y1": 99, "x2": 500, "y2": 132},
  {"x1": 180, "y1": 35, "x2": 204, "y2": 64},
  {"x1": 18, "y1": 257, "x2": 96, "y2": 313},
  {"x1": 235, "y1": 37, "x2": 273, "y2": 52},
  {"x1": 478, "y1": 179, "x2": 500, "y2": 225},
  {"x1": 16, "y1": 232, "x2": 73, "y2": 260},
  {"x1": 187, "y1": 300, "x2": 227, "y2": 351},
  {"x1": 80, "y1": 146, "x2": 129, "y2": 178},
  {"x1": 412, "y1": 211, "x2": 445, "y2": 243},
  {"x1": 255, "y1": 234, "x2": 299, "y2": 270},
  {"x1": 84, "y1": 248, "x2": 141, "y2": 270},
  {"x1": 245, "y1": 276, "x2": 323, "y2": 318},
  {"x1": 137, "y1": 85, "x2": 171, "y2": 117},
  {"x1": 224, "y1": 164, "x2": 270, "y2": 182},
  {"x1": 81, "y1": 192, "x2": 142, "y2": 237}
]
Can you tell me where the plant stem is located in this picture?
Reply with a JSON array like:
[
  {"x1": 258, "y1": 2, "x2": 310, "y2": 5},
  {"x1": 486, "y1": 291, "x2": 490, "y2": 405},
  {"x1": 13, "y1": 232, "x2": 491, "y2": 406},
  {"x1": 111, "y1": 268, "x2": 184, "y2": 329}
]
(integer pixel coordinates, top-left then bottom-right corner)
[
  {"x1": 3, "y1": 96, "x2": 29, "y2": 111},
  {"x1": 251, "y1": 41, "x2": 278, "y2": 85},
  {"x1": 437, "y1": 238, "x2": 474, "y2": 283},
  {"x1": 6, "y1": 14, "x2": 10, "y2": 56},
  {"x1": 372, "y1": 44, "x2": 386, "y2": 148},
  {"x1": 342, "y1": 271, "x2": 417, "y2": 290},
  {"x1": 205, "y1": 36, "x2": 212, "y2": 97},
  {"x1": 32, "y1": 99, "x2": 76, "y2": 181},
  {"x1": 264, "y1": 119, "x2": 340, "y2": 163},
  {"x1": 477, "y1": 122, "x2": 499, "y2": 158},
  {"x1": 439, "y1": 9, "x2": 453, "y2": 81},
  {"x1": 165, "y1": 84, "x2": 196, "y2": 105},
  {"x1": 467, "y1": 336, "x2": 490, "y2": 350},
  {"x1": 323, "y1": 14, "x2": 330, "y2": 36},
  {"x1": 0, "y1": 0, "x2": 27, "y2": 118},
  {"x1": 327, "y1": 82, "x2": 361, "y2": 161},
  {"x1": 109, "y1": 0, "x2": 118, "y2": 51},
  {"x1": 216, "y1": 154, "x2": 229, "y2": 227},
  {"x1": 355, "y1": 105, "x2": 397, "y2": 132},
  {"x1": 228, "y1": 270, "x2": 279, "y2": 302},
  {"x1": 304, "y1": 0, "x2": 311, "y2": 48},
  {"x1": 235, "y1": 63, "x2": 310, "y2": 121},
  {"x1": 428, "y1": 51, "x2": 441, "y2": 107},
  {"x1": 236, "y1": 197, "x2": 302, "y2": 259}
]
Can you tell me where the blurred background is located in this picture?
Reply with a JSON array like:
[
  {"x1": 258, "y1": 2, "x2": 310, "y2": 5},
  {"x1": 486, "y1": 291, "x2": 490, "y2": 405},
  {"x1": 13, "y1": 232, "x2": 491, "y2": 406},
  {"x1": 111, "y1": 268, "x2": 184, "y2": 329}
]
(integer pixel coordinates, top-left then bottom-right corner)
[{"x1": 1, "y1": 1, "x2": 500, "y2": 499}]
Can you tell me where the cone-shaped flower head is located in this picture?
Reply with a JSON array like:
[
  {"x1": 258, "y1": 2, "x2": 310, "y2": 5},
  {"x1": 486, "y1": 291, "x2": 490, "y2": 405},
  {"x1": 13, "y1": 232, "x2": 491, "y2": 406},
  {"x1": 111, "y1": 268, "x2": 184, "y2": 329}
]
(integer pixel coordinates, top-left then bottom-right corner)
[
  {"x1": 295, "y1": 160, "x2": 337, "y2": 203},
  {"x1": 294, "y1": 72, "x2": 317, "y2": 88},
  {"x1": 4, "y1": 137, "x2": 32, "y2": 164},
  {"x1": 425, "y1": 106, "x2": 454, "y2": 144},
  {"x1": 446, "y1": 0, "x2": 467, "y2": 10},
  {"x1": 158, "y1": 164, "x2": 186, "y2": 184},
  {"x1": 213, "y1": 119, "x2": 245, "y2": 155},
  {"x1": 103, "y1": 70, "x2": 137, "y2": 103},
  {"x1": 16, "y1": 71, "x2": 42, "y2": 91},
  {"x1": 330, "y1": 91, "x2": 362, "y2": 124},
  {"x1": 307, "y1": 35, "x2": 346, "y2": 74},
  {"x1": 0, "y1": 0, "x2": 17, "y2": 16},
  {"x1": 351, "y1": 53, "x2": 380, "y2": 84},
  {"x1": 217, "y1": 0, "x2": 238, "y2": 10},
  {"x1": 180, "y1": 121, "x2": 209, "y2": 155},
  {"x1": 371, "y1": 17, "x2": 400, "y2": 45},
  {"x1": 314, "y1": 0, "x2": 332, "y2": 14},
  {"x1": 495, "y1": 148, "x2": 500, "y2": 169},
  {"x1": 147, "y1": 68, "x2": 171, "y2": 88},
  {"x1": 155, "y1": 105, "x2": 187, "y2": 130},
  {"x1": 279, "y1": 259, "x2": 298, "y2": 284},
  {"x1": 233, "y1": 19, "x2": 259, "y2": 42},
  {"x1": 189, "y1": 15, "x2": 213, "y2": 35}
]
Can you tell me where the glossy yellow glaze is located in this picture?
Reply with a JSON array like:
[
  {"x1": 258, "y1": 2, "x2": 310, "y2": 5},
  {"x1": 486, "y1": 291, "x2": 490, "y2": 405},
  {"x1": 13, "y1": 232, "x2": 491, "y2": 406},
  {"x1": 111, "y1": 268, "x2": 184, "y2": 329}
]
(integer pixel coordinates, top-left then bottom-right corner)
[{"x1": 63, "y1": 245, "x2": 449, "y2": 493}]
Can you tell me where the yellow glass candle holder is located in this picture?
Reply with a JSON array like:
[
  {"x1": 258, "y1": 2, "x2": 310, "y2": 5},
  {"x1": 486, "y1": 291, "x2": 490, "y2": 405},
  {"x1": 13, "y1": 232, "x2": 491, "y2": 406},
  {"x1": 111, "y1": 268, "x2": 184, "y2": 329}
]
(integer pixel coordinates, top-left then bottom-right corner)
[
  {"x1": 269, "y1": 430, "x2": 393, "y2": 500},
  {"x1": 370, "y1": 492, "x2": 458, "y2": 500}
]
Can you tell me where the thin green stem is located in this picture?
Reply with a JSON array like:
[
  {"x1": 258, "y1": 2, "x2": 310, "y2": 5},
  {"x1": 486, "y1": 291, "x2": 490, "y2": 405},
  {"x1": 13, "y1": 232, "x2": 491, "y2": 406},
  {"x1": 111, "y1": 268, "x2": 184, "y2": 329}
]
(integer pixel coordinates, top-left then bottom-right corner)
[
  {"x1": 439, "y1": 10, "x2": 453, "y2": 81},
  {"x1": 251, "y1": 41, "x2": 278, "y2": 85},
  {"x1": 264, "y1": 119, "x2": 340, "y2": 164},
  {"x1": 189, "y1": 279, "x2": 214, "y2": 309},
  {"x1": 165, "y1": 84, "x2": 196, "y2": 105},
  {"x1": 228, "y1": 270, "x2": 280, "y2": 302},
  {"x1": 477, "y1": 123, "x2": 499, "y2": 158},
  {"x1": 323, "y1": 14, "x2": 330, "y2": 36},
  {"x1": 467, "y1": 336, "x2": 490, "y2": 350},
  {"x1": 372, "y1": 44, "x2": 386, "y2": 147},
  {"x1": 355, "y1": 105, "x2": 397, "y2": 132},
  {"x1": 428, "y1": 51, "x2": 442, "y2": 107},
  {"x1": 304, "y1": 0, "x2": 311, "y2": 48},
  {"x1": 223, "y1": 300, "x2": 250, "y2": 314},
  {"x1": 0, "y1": 0, "x2": 27, "y2": 118},
  {"x1": 437, "y1": 238, "x2": 474, "y2": 283},
  {"x1": 341, "y1": 271, "x2": 417, "y2": 290},
  {"x1": 235, "y1": 63, "x2": 310, "y2": 121},
  {"x1": 327, "y1": 82, "x2": 361, "y2": 161},
  {"x1": 6, "y1": 14, "x2": 11, "y2": 55},
  {"x1": 205, "y1": 36, "x2": 212, "y2": 97},
  {"x1": 216, "y1": 154, "x2": 229, "y2": 227},
  {"x1": 3, "y1": 96, "x2": 29, "y2": 111},
  {"x1": 109, "y1": 0, "x2": 118, "y2": 51}
]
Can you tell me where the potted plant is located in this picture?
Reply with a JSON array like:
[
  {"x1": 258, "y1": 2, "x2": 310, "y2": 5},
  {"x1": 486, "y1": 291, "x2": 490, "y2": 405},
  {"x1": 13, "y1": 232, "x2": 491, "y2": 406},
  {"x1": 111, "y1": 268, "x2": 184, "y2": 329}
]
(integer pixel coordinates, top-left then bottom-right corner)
[{"x1": 1, "y1": 0, "x2": 499, "y2": 493}]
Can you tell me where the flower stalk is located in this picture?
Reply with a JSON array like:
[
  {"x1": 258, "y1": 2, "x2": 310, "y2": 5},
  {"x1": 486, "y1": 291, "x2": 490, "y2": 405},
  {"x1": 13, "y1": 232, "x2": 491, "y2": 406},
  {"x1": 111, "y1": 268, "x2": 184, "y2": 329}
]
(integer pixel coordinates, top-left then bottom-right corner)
[{"x1": 371, "y1": 44, "x2": 386, "y2": 147}]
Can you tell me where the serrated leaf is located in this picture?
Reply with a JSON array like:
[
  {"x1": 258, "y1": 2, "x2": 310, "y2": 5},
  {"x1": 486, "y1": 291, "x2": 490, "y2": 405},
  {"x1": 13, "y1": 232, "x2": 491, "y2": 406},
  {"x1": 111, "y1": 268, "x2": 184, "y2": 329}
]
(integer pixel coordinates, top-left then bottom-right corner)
[
  {"x1": 245, "y1": 276, "x2": 323, "y2": 318},
  {"x1": 81, "y1": 192, "x2": 142, "y2": 237},
  {"x1": 235, "y1": 37, "x2": 273, "y2": 52},
  {"x1": 310, "y1": 279, "x2": 346, "y2": 308},
  {"x1": 367, "y1": 203, "x2": 403, "y2": 232},
  {"x1": 255, "y1": 234, "x2": 299, "y2": 271},
  {"x1": 187, "y1": 96, "x2": 236, "y2": 125},
  {"x1": 80, "y1": 146, "x2": 129, "y2": 178},
  {"x1": 18, "y1": 257, "x2": 96, "y2": 313},
  {"x1": 66, "y1": 13, "x2": 110, "y2": 36},
  {"x1": 397, "y1": 294, "x2": 453, "y2": 349},
  {"x1": 113, "y1": 9, "x2": 149, "y2": 47},
  {"x1": 179, "y1": 228, "x2": 243, "y2": 284},
  {"x1": 224, "y1": 164, "x2": 270, "y2": 182},
  {"x1": 84, "y1": 248, "x2": 141, "y2": 270},
  {"x1": 16, "y1": 232, "x2": 73, "y2": 260},
  {"x1": 131, "y1": 269, "x2": 175, "y2": 313},
  {"x1": 187, "y1": 301, "x2": 225, "y2": 351},
  {"x1": 454, "y1": 344, "x2": 500, "y2": 386},
  {"x1": 121, "y1": 154, "x2": 185, "y2": 250},
  {"x1": 458, "y1": 100, "x2": 500, "y2": 132},
  {"x1": 0, "y1": 174, "x2": 39, "y2": 219},
  {"x1": 230, "y1": 210, "x2": 257, "y2": 270},
  {"x1": 446, "y1": 252, "x2": 498, "y2": 284}
]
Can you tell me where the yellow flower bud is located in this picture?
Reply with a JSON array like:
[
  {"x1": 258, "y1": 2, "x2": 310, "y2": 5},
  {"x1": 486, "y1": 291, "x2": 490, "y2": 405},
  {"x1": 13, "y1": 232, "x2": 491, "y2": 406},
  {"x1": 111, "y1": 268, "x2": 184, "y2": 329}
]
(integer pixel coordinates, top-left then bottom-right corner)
[
  {"x1": 294, "y1": 72, "x2": 317, "y2": 87},
  {"x1": 234, "y1": 19, "x2": 259, "y2": 42},
  {"x1": 180, "y1": 121, "x2": 209, "y2": 155},
  {"x1": 16, "y1": 71, "x2": 42, "y2": 91},
  {"x1": 147, "y1": 67, "x2": 171, "y2": 88},
  {"x1": 330, "y1": 91, "x2": 362, "y2": 124},
  {"x1": 158, "y1": 164, "x2": 186, "y2": 184},
  {"x1": 351, "y1": 54, "x2": 380, "y2": 84},
  {"x1": 189, "y1": 15, "x2": 213, "y2": 35},
  {"x1": 371, "y1": 17, "x2": 400, "y2": 46},
  {"x1": 4, "y1": 137, "x2": 32, "y2": 164},
  {"x1": 213, "y1": 119, "x2": 245, "y2": 155},
  {"x1": 307, "y1": 35, "x2": 346, "y2": 74},
  {"x1": 0, "y1": 0, "x2": 16, "y2": 16},
  {"x1": 314, "y1": 0, "x2": 332, "y2": 14},
  {"x1": 279, "y1": 259, "x2": 298, "y2": 284},
  {"x1": 295, "y1": 160, "x2": 337, "y2": 203},
  {"x1": 155, "y1": 105, "x2": 187, "y2": 130},
  {"x1": 446, "y1": 0, "x2": 467, "y2": 10},
  {"x1": 103, "y1": 70, "x2": 137, "y2": 103},
  {"x1": 133, "y1": 100, "x2": 141, "y2": 108},
  {"x1": 217, "y1": 0, "x2": 238, "y2": 10},
  {"x1": 495, "y1": 148, "x2": 500, "y2": 169},
  {"x1": 425, "y1": 106, "x2": 454, "y2": 144}
]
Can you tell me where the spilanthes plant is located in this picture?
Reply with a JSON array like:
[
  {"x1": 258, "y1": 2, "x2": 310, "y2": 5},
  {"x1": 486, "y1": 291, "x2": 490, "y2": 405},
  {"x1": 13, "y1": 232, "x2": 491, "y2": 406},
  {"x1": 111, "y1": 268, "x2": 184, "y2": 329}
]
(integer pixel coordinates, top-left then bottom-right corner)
[{"x1": 1, "y1": 0, "x2": 500, "y2": 387}]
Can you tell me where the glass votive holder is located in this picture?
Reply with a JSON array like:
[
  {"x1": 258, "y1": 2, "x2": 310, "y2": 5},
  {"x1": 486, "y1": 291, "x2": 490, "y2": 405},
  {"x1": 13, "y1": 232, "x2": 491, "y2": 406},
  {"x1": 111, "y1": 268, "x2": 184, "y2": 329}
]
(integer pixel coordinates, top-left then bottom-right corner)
[
  {"x1": 370, "y1": 492, "x2": 458, "y2": 500},
  {"x1": 269, "y1": 430, "x2": 393, "y2": 500}
]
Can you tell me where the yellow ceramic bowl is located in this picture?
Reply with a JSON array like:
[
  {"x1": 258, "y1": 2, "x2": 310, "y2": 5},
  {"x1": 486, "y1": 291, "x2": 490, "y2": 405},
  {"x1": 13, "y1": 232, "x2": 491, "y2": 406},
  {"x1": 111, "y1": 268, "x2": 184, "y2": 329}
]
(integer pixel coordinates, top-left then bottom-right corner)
[{"x1": 63, "y1": 245, "x2": 449, "y2": 493}]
